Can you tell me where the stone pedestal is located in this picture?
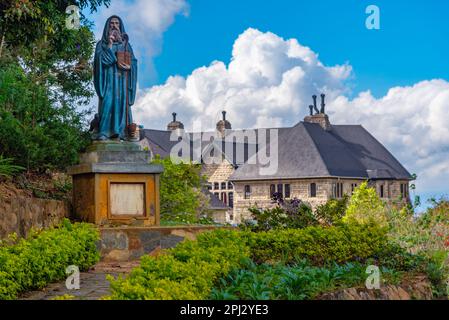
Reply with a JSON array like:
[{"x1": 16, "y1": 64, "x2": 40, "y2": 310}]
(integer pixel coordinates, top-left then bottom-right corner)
[{"x1": 68, "y1": 141, "x2": 163, "y2": 227}]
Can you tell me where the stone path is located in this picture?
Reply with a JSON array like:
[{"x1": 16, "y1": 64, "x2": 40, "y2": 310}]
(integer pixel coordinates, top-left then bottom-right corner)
[{"x1": 20, "y1": 261, "x2": 140, "y2": 300}]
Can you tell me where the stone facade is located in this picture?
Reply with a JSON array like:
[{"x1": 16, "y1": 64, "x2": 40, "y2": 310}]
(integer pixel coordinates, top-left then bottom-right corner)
[
  {"x1": 0, "y1": 195, "x2": 70, "y2": 239},
  {"x1": 202, "y1": 160, "x2": 235, "y2": 222},
  {"x1": 232, "y1": 178, "x2": 410, "y2": 223}
]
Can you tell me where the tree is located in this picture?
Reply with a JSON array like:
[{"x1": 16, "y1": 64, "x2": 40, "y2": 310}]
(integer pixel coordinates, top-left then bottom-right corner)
[
  {"x1": 343, "y1": 181, "x2": 388, "y2": 227},
  {"x1": 0, "y1": 0, "x2": 110, "y2": 172},
  {"x1": 152, "y1": 156, "x2": 209, "y2": 223}
]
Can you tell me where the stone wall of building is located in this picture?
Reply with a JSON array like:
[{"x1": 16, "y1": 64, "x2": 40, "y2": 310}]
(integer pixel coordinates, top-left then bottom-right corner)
[
  {"x1": 232, "y1": 178, "x2": 409, "y2": 223},
  {"x1": 0, "y1": 195, "x2": 70, "y2": 239}
]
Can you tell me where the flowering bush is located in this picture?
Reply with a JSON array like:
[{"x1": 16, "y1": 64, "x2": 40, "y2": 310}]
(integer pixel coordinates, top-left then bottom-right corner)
[{"x1": 245, "y1": 193, "x2": 318, "y2": 231}]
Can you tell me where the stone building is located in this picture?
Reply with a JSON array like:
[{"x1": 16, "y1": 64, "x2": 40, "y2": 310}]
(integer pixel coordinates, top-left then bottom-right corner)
[{"x1": 140, "y1": 95, "x2": 412, "y2": 224}]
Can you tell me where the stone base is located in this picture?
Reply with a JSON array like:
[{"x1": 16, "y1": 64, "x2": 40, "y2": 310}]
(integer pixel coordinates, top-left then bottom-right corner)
[
  {"x1": 98, "y1": 226, "x2": 228, "y2": 262},
  {"x1": 68, "y1": 141, "x2": 163, "y2": 227}
]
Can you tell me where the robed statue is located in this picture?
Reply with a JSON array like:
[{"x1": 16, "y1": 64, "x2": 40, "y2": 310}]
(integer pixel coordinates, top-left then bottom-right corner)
[{"x1": 92, "y1": 15, "x2": 138, "y2": 141}]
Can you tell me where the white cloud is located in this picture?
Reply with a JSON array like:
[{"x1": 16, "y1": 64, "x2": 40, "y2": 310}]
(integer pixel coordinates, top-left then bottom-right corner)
[
  {"x1": 133, "y1": 28, "x2": 352, "y2": 130},
  {"x1": 133, "y1": 27, "x2": 449, "y2": 197},
  {"x1": 92, "y1": 0, "x2": 189, "y2": 82},
  {"x1": 330, "y1": 80, "x2": 449, "y2": 194}
]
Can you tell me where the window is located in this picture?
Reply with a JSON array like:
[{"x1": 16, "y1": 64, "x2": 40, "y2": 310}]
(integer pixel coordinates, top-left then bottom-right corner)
[
  {"x1": 380, "y1": 185, "x2": 384, "y2": 198},
  {"x1": 228, "y1": 192, "x2": 234, "y2": 208},
  {"x1": 310, "y1": 183, "x2": 317, "y2": 198},
  {"x1": 228, "y1": 182, "x2": 233, "y2": 190},
  {"x1": 207, "y1": 184, "x2": 212, "y2": 191},
  {"x1": 277, "y1": 184, "x2": 283, "y2": 195},
  {"x1": 333, "y1": 182, "x2": 344, "y2": 198},
  {"x1": 351, "y1": 183, "x2": 358, "y2": 193},
  {"x1": 244, "y1": 185, "x2": 251, "y2": 199},
  {"x1": 285, "y1": 184, "x2": 291, "y2": 199},
  {"x1": 214, "y1": 182, "x2": 219, "y2": 190},
  {"x1": 214, "y1": 192, "x2": 219, "y2": 198},
  {"x1": 221, "y1": 182, "x2": 227, "y2": 190},
  {"x1": 221, "y1": 192, "x2": 227, "y2": 205},
  {"x1": 337, "y1": 183, "x2": 343, "y2": 198},
  {"x1": 270, "y1": 184, "x2": 276, "y2": 197},
  {"x1": 400, "y1": 183, "x2": 408, "y2": 199}
]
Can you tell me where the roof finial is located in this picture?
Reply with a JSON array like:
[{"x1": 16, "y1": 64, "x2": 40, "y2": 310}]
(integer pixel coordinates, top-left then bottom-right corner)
[
  {"x1": 222, "y1": 111, "x2": 227, "y2": 121},
  {"x1": 172, "y1": 112, "x2": 177, "y2": 122}
]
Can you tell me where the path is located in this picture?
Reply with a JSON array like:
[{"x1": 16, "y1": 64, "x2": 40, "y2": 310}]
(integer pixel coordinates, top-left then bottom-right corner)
[{"x1": 20, "y1": 261, "x2": 140, "y2": 300}]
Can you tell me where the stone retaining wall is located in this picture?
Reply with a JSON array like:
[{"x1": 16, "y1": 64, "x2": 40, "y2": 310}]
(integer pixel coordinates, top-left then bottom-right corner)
[
  {"x1": 99, "y1": 226, "x2": 228, "y2": 262},
  {"x1": 0, "y1": 195, "x2": 70, "y2": 239}
]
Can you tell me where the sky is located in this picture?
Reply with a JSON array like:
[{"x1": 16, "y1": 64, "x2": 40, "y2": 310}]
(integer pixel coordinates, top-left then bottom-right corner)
[{"x1": 84, "y1": 0, "x2": 449, "y2": 209}]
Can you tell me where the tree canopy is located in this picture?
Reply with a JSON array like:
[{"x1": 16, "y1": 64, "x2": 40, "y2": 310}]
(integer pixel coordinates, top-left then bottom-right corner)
[{"x1": 0, "y1": 0, "x2": 110, "y2": 171}]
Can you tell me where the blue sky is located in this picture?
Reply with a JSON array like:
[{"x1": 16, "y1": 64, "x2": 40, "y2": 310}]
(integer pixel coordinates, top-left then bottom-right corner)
[
  {"x1": 153, "y1": 0, "x2": 449, "y2": 97},
  {"x1": 87, "y1": 0, "x2": 449, "y2": 96},
  {"x1": 85, "y1": 1, "x2": 449, "y2": 209}
]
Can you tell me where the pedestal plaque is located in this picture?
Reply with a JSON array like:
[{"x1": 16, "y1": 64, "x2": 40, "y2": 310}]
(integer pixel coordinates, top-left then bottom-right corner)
[{"x1": 68, "y1": 141, "x2": 163, "y2": 226}]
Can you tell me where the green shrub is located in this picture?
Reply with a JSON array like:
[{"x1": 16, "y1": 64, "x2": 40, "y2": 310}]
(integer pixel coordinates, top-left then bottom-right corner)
[
  {"x1": 211, "y1": 259, "x2": 402, "y2": 300},
  {"x1": 344, "y1": 182, "x2": 388, "y2": 227},
  {"x1": 315, "y1": 195, "x2": 349, "y2": 226},
  {"x1": 246, "y1": 222, "x2": 390, "y2": 265},
  {"x1": 0, "y1": 155, "x2": 24, "y2": 178},
  {"x1": 108, "y1": 229, "x2": 250, "y2": 300},
  {"x1": 0, "y1": 219, "x2": 100, "y2": 300}
]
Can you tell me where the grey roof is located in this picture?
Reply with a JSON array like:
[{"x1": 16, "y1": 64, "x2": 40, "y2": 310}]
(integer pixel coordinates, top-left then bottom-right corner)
[
  {"x1": 142, "y1": 121, "x2": 412, "y2": 182},
  {"x1": 230, "y1": 122, "x2": 412, "y2": 181},
  {"x1": 205, "y1": 190, "x2": 229, "y2": 210},
  {"x1": 142, "y1": 129, "x2": 257, "y2": 165}
]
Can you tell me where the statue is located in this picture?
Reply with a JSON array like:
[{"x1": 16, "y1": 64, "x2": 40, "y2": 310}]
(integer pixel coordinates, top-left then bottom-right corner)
[{"x1": 92, "y1": 15, "x2": 138, "y2": 141}]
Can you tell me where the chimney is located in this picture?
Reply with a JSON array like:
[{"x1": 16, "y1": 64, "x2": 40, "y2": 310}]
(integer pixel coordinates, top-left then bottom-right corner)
[
  {"x1": 304, "y1": 94, "x2": 331, "y2": 131},
  {"x1": 167, "y1": 112, "x2": 184, "y2": 131},
  {"x1": 312, "y1": 95, "x2": 319, "y2": 114},
  {"x1": 320, "y1": 94, "x2": 326, "y2": 114},
  {"x1": 216, "y1": 110, "x2": 232, "y2": 136}
]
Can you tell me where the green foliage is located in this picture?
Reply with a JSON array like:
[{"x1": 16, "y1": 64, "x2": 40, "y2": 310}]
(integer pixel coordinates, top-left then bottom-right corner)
[
  {"x1": 211, "y1": 259, "x2": 401, "y2": 300},
  {"x1": 0, "y1": 155, "x2": 24, "y2": 178},
  {"x1": 246, "y1": 222, "x2": 390, "y2": 265},
  {"x1": 344, "y1": 181, "x2": 388, "y2": 227},
  {"x1": 108, "y1": 229, "x2": 250, "y2": 300},
  {"x1": 108, "y1": 222, "x2": 439, "y2": 300},
  {"x1": 0, "y1": 59, "x2": 91, "y2": 172},
  {"x1": 386, "y1": 199, "x2": 449, "y2": 298},
  {"x1": 0, "y1": 219, "x2": 100, "y2": 300},
  {"x1": 315, "y1": 195, "x2": 349, "y2": 226},
  {"x1": 152, "y1": 156, "x2": 209, "y2": 223},
  {"x1": 246, "y1": 197, "x2": 318, "y2": 232},
  {"x1": 0, "y1": 1, "x2": 110, "y2": 172}
]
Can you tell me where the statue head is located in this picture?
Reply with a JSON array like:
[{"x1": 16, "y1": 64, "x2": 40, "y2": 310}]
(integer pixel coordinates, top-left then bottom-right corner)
[{"x1": 101, "y1": 15, "x2": 127, "y2": 45}]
